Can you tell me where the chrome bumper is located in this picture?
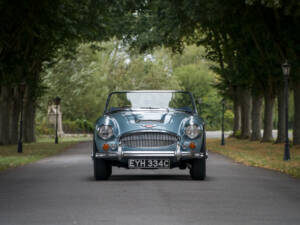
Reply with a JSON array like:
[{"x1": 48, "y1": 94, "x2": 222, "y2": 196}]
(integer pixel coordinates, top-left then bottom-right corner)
[{"x1": 93, "y1": 143, "x2": 208, "y2": 160}]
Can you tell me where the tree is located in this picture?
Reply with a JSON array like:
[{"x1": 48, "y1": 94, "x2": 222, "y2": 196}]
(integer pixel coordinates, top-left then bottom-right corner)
[
  {"x1": 124, "y1": 0, "x2": 300, "y2": 144},
  {"x1": 0, "y1": 0, "x2": 138, "y2": 144},
  {"x1": 39, "y1": 41, "x2": 179, "y2": 123}
]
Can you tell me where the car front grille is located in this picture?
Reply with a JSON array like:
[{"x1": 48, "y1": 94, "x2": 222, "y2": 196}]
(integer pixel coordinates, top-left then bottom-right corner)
[{"x1": 120, "y1": 132, "x2": 178, "y2": 148}]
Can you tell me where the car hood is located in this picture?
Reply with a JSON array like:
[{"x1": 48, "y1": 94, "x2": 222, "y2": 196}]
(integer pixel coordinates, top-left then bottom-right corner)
[{"x1": 106, "y1": 110, "x2": 193, "y2": 136}]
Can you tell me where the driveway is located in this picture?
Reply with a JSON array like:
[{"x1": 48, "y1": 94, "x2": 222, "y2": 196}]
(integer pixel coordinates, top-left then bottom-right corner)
[{"x1": 0, "y1": 142, "x2": 299, "y2": 225}]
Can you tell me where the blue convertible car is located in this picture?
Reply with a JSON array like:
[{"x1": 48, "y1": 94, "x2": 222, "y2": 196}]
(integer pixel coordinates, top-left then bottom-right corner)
[{"x1": 92, "y1": 90, "x2": 207, "y2": 180}]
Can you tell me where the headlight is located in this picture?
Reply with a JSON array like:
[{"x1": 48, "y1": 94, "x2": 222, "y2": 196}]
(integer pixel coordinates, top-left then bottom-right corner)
[
  {"x1": 185, "y1": 124, "x2": 201, "y2": 139},
  {"x1": 97, "y1": 125, "x2": 113, "y2": 140}
]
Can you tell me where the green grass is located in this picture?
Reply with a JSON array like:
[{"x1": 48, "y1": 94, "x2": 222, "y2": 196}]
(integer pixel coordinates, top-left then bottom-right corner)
[
  {"x1": 0, "y1": 136, "x2": 92, "y2": 172},
  {"x1": 207, "y1": 138, "x2": 300, "y2": 178}
]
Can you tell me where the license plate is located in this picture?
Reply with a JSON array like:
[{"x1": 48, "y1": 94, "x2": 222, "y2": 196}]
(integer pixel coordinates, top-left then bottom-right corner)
[{"x1": 128, "y1": 159, "x2": 170, "y2": 169}]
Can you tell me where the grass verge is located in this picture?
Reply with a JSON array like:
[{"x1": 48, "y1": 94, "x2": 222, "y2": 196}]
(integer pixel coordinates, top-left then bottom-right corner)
[
  {"x1": 37, "y1": 135, "x2": 92, "y2": 143},
  {"x1": 0, "y1": 136, "x2": 92, "y2": 172},
  {"x1": 207, "y1": 138, "x2": 300, "y2": 178}
]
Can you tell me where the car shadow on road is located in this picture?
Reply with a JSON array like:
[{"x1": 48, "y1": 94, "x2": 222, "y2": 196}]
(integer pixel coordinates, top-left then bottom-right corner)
[
  {"x1": 86, "y1": 175, "x2": 213, "y2": 181},
  {"x1": 110, "y1": 175, "x2": 191, "y2": 181}
]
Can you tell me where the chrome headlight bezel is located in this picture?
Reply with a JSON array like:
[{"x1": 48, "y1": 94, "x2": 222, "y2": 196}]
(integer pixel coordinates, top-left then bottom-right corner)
[
  {"x1": 97, "y1": 125, "x2": 114, "y2": 140},
  {"x1": 184, "y1": 124, "x2": 201, "y2": 139}
]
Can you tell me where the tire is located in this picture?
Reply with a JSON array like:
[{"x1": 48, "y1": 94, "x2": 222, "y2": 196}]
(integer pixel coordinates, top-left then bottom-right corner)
[
  {"x1": 107, "y1": 163, "x2": 112, "y2": 177},
  {"x1": 190, "y1": 158, "x2": 206, "y2": 180},
  {"x1": 179, "y1": 164, "x2": 187, "y2": 170},
  {"x1": 94, "y1": 158, "x2": 112, "y2": 180}
]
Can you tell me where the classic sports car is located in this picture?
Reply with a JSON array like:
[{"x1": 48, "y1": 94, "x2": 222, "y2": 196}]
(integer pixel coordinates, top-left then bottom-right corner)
[{"x1": 92, "y1": 90, "x2": 207, "y2": 180}]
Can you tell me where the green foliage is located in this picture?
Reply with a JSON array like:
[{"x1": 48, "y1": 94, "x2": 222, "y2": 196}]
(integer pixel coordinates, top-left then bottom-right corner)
[
  {"x1": 37, "y1": 42, "x2": 229, "y2": 131},
  {"x1": 124, "y1": 0, "x2": 300, "y2": 98},
  {"x1": 36, "y1": 119, "x2": 55, "y2": 136},
  {"x1": 2, "y1": 0, "x2": 300, "y2": 140},
  {"x1": 63, "y1": 119, "x2": 93, "y2": 134},
  {"x1": 171, "y1": 46, "x2": 229, "y2": 130},
  {"x1": 224, "y1": 110, "x2": 234, "y2": 130},
  {"x1": 0, "y1": 0, "x2": 140, "y2": 116},
  {"x1": 38, "y1": 41, "x2": 179, "y2": 124},
  {"x1": 36, "y1": 118, "x2": 93, "y2": 135}
]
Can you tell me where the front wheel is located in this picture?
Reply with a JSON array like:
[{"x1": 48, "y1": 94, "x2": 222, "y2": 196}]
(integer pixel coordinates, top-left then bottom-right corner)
[
  {"x1": 94, "y1": 158, "x2": 112, "y2": 180},
  {"x1": 190, "y1": 158, "x2": 206, "y2": 180}
]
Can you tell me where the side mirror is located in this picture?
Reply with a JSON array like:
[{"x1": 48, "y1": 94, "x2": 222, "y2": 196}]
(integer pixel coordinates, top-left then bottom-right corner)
[{"x1": 196, "y1": 98, "x2": 202, "y2": 116}]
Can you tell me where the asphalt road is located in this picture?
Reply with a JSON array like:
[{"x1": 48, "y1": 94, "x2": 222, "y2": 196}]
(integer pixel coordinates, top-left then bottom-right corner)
[{"x1": 0, "y1": 142, "x2": 300, "y2": 225}]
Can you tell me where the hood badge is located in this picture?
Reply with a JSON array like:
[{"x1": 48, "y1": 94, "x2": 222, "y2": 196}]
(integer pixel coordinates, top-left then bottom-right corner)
[{"x1": 142, "y1": 124, "x2": 156, "y2": 128}]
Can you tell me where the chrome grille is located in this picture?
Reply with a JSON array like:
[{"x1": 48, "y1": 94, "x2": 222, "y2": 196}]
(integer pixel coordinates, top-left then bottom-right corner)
[{"x1": 121, "y1": 132, "x2": 178, "y2": 148}]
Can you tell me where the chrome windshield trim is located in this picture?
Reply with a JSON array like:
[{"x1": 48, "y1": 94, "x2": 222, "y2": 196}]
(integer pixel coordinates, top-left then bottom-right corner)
[{"x1": 104, "y1": 90, "x2": 197, "y2": 114}]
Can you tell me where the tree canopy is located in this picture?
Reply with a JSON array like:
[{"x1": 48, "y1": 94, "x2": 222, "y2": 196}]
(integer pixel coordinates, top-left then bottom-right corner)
[
  {"x1": 39, "y1": 42, "x2": 227, "y2": 130},
  {"x1": 1, "y1": 0, "x2": 300, "y2": 144},
  {"x1": 121, "y1": 0, "x2": 300, "y2": 143}
]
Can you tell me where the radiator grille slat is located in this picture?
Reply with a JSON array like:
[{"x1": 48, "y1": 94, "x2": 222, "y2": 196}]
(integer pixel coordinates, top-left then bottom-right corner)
[{"x1": 121, "y1": 132, "x2": 177, "y2": 148}]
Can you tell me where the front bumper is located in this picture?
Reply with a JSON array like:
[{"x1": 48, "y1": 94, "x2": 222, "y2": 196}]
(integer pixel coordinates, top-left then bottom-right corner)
[{"x1": 93, "y1": 143, "x2": 208, "y2": 161}]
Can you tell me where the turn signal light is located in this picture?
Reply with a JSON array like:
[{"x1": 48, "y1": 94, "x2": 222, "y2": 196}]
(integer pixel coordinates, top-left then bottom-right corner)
[
  {"x1": 189, "y1": 142, "x2": 196, "y2": 149},
  {"x1": 102, "y1": 143, "x2": 110, "y2": 151}
]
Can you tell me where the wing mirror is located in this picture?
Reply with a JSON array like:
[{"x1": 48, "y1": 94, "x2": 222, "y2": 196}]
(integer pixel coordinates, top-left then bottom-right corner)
[{"x1": 196, "y1": 98, "x2": 202, "y2": 116}]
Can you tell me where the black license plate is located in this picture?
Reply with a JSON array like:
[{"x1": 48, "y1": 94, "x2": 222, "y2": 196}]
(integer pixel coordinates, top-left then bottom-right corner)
[{"x1": 128, "y1": 159, "x2": 170, "y2": 169}]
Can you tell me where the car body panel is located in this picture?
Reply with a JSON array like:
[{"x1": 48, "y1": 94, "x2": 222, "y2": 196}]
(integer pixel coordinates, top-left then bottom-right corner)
[{"x1": 93, "y1": 90, "x2": 207, "y2": 167}]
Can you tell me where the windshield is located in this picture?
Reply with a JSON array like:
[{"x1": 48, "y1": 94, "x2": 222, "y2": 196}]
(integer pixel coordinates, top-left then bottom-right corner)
[{"x1": 105, "y1": 91, "x2": 196, "y2": 113}]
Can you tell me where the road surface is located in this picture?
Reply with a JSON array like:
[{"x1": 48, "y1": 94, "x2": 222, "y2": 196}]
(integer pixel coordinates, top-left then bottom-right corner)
[{"x1": 0, "y1": 142, "x2": 299, "y2": 225}]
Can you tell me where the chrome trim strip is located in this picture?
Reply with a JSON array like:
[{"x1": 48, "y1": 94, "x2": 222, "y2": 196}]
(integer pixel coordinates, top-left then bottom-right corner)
[
  {"x1": 119, "y1": 130, "x2": 179, "y2": 139},
  {"x1": 95, "y1": 152, "x2": 118, "y2": 158},
  {"x1": 94, "y1": 148, "x2": 207, "y2": 160},
  {"x1": 120, "y1": 132, "x2": 178, "y2": 148},
  {"x1": 117, "y1": 144, "x2": 122, "y2": 160},
  {"x1": 176, "y1": 142, "x2": 181, "y2": 160},
  {"x1": 93, "y1": 141, "x2": 208, "y2": 160},
  {"x1": 123, "y1": 151, "x2": 176, "y2": 157}
]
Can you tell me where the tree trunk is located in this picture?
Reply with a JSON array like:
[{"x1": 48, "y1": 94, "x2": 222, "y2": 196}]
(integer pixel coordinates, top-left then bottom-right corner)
[
  {"x1": 250, "y1": 94, "x2": 263, "y2": 141},
  {"x1": 240, "y1": 89, "x2": 251, "y2": 139},
  {"x1": 276, "y1": 88, "x2": 285, "y2": 143},
  {"x1": 293, "y1": 80, "x2": 300, "y2": 145},
  {"x1": 8, "y1": 87, "x2": 20, "y2": 144},
  {"x1": 0, "y1": 86, "x2": 10, "y2": 145},
  {"x1": 233, "y1": 87, "x2": 241, "y2": 136},
  {"x1": 262, "y1": 90, "x2": 275, "y2": 142},
  {"x1": 23, "y1": 88, "x2": 36, "y2": 143}
]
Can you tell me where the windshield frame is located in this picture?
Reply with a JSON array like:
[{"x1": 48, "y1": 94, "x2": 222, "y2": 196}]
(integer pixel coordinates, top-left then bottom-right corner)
[{"x1": 104, "y1": 90, "x2": 197, "y2": 114}]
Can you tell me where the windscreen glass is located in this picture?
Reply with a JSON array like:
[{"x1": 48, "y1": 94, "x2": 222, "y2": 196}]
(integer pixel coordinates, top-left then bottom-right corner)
[{"x1": 106, "y1": 92, "x2": 194, "y2": 113}]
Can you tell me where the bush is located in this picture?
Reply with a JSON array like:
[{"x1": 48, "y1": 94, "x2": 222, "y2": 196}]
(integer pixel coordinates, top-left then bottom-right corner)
[
  {"x1": 63, "y1": 119, "x2": 93, "y2": 134},
  {"x1": 36, "y1": 119, "x2": 55, "y2": 136},
  {"x1": 36, "y1": 119, "x2": 94, "y2": 135},
  {"x1": 224, "y1": 109, "x2": 234, "y2": 131}
]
